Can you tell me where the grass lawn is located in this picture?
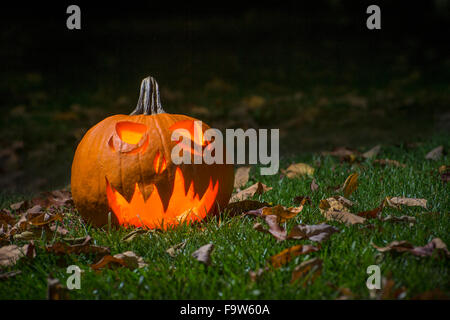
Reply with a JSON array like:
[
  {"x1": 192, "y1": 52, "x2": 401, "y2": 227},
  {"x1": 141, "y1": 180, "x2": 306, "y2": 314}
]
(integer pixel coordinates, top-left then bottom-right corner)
[{"x1": 1, "y1": 134, "x2": 448, "y2": 299}]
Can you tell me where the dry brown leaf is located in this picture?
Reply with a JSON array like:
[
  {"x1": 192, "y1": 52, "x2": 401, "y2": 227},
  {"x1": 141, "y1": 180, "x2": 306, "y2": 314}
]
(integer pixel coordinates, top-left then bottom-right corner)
[
  {"x1": 192, "y1": 243, "x2": 214, "y2": 266},
  {"x1": 319, "y1": 197, "x2": 365, "y2": 225},
  {"x1": 293, "y1": 196, "x2": 312, "y2": 206},
  {"x1": 425, "y1": 145, "x2": 443, "y2": 160},
  {"x1": 321, "y1": 147, "x2": 360, "y2": 161},
  {"x1": 121, "y1": 229, "x2": 148, "y2": 243},
  {"x1": 291, "y1": 258, "x2": 323, "y2": 285},
  {"x1": 287, "y1": 223, "x2": 339, "y2": 242},
  {"x1": 91, "y1": 251, "x2": 147, "y2": 270},
  {"x1": 261, "y1": 205, "x2": 305, "y2": 223},
  {"x1": 373, "y1": 159, "x2": 406, "y2": 168},
  {"x1": 372, "y1": 238, "x2": 450, "y2": 258},
  {"x1": 230, "y1": 182, "x2": 272, "y2": 202},
  {"x1": 342, "y1": 173, "x2": 358, "y2": 198},
  {"x1": 234, "y1": 166, "x2": 251, "y2": 189},
  {"x1": 253, "y1": 216, "x2": 287, "y2": 241},
  {"x1": 310, "y1": 179, "x2": 319, "y2": 192},
  {"x1": 282, "y1": 163, "x2": 315, "y2": 178},
  {"x1": 47, "y1": 275, "x2": 70, "y2": 300},
  {"x1": 441, "y1": 171, "x2": 450, "y2": 185},
  {"x1": 224, "y1": 200, "x2": 269, "y2": 217},
  {"x1": 29, "y1": 212, "x2": 63, "y2": 226},
  {"x1": 46, "y1": 236, "x2": 110, "y2": 256},
  {"x1": 0, "y1": 270, "x2": 21, "y2": 280},
  {"x1": 381, "y1": 215, "x2": 416, "y2": 224},
  {"x1": 270, "y1": 244, "x2": 320, "y2": 268},
  {"x1": 166, "y1": 241, "x2": 186, "y2": 257},
  {"x1": 0, "y1": 242, "x2": 35, "y2": 267},
  {"x1": 357, "y1": 202, "x2": 384, "y2": 219},
  {"x1": 362, "y1": 145, "x2": 381, "y2": 159},
  {"x1": 386, "y1": 197, "x2": 427, "y2": 209}
]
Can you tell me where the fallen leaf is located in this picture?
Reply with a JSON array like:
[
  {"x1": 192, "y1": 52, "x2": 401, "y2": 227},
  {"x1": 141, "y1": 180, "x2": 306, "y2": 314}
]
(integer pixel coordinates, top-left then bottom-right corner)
[
  {"x1": 380, "y1": 276, "x2": 407, "y2": 300},
  {"x1": 270, "y1": 244, "x2": 320, "y2": 268},
  {"x1": 310, "y1": 179, "x2": 319, "y2": 192},
  {"x1": 357, "y1": 202, "x2": 384, "y2": 219},
  {"x1": 362, "y1": 145, "x2": 381, "y2": 159},
  {"x1": 166, "y1": 241, "x2": 186, "y2": 257},
  {"x1": 29, "y1": 212, "x2": 63, "y2": 226},
  {"x1": 46, "y1": 236, "x2": 110, "y2": 256},
  {"x1": 121, "y1": 229, "x2": 148, "y2": 243},
  {"x1": 373, "y1": 159, "x2": 406, "y2": 168},
  {"x1": 293, "y1": 196, "x2": 312, "y2": 206},
  {"x1": 192, "y1": 243, "x2": 214, "y2": 266},
  {"x1": 287, "y1": 223, "x2": 339, "y2": 242},
  {"x1": 0, "y1": 242, "x2": 35, "y2": 267},
  {"x1": 319, "y1": 197, "x2": 365, "y2": 225},
  {"x1": 291, "y1": 258, "x2": 323, "y2": 285},
  {"x1": 342, "y1": 173, "x2": 358, "y2": 198},
  {"x1": 372, "y1": 238, "x2": 449, "y2": 258},
  {"x1": 230, "y1": 182, "x2": 272, "y2": 202},
  {"x1": 234, "y1": 166, "x2": 251, "y2": 189},
  {"x1": 0, "y1": 270, "x2": 21, "y2": 280},
  {"x1": 425, "y1": 145, "x2": 443, "y2": 160},
  {"x1": 47, "y1": 275, "x2": 70, "y2": 300},
  {"x1": 282, "y1": 163, "x2": 314, "y2": 178},
  {"x1": 386, "y1": 197, "x2": 427, "y2": 209},
  {"x1": 91, "y1": 251, "x2": 147, "y2": 270},
  {"x1": 253, "y1": 216, "x2": 287, "y2": 241},
  {"x1": 321, "y1": 147, "x2": 359, "y2": 161},
  {"x1": 224, "y1": 200, "x2": 269, "y2": 217},
  {"x1": 261, "y1": 205, "x2": 305, "y2": 223},
  {"x1": 381, "y1": 215, "x2": 416, "y2": 224}
]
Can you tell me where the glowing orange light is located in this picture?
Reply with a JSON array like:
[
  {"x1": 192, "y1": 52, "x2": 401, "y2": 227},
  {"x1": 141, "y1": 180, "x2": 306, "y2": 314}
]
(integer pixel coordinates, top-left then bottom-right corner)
[
  {"x1": 116, "y1": 121, "x2": 147, "y2": 145},
  {"x1": 106, "y1": 167, "x2": 219, "y2": 229}
]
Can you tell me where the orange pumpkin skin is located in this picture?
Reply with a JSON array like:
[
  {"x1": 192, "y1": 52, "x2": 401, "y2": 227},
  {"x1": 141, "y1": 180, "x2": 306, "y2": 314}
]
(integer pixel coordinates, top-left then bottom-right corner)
[{"x1": 71, "y1": 77, "x2": 234, "y2": 229}]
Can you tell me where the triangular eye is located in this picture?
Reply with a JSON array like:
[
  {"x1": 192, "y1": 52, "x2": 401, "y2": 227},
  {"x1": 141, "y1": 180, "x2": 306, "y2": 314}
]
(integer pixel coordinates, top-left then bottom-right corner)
[{"x1": 116, "y1": 121, "x2": 147, "y2": 145}]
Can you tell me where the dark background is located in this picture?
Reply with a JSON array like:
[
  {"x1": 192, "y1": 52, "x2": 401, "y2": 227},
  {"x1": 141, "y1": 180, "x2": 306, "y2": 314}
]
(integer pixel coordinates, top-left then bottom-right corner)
[{"x1": 1, "y1": 0, "x2": 449, "y2": 194}]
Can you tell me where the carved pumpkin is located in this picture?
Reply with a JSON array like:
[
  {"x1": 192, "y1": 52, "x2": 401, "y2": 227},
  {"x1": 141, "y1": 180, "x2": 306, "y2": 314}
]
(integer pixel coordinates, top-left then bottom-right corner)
[{"x1": 71, "y1": 76, "x2": 234, "y2": 229}]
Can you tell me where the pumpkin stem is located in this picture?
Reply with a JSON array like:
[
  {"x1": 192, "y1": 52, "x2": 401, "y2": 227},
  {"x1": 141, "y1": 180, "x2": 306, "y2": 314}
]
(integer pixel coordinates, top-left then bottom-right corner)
[{"x1": 130, "y1": 76, "x2": 165, "y2": 115}]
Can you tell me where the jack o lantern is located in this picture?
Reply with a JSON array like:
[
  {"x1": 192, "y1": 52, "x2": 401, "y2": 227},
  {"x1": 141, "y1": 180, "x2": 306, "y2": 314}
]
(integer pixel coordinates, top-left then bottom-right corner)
[{"x1": 71, "y1": 76, "x2": 234, "y2": 229}]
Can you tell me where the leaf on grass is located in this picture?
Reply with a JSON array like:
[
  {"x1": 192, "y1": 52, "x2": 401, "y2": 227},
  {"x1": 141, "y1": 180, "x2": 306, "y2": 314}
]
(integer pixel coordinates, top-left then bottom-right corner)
[
  {"x1": 224, "y1": 200, "x2": 269, "y2": 217},
  {"x1": 372, "y1": 238, "x2": 450, "y2": 258},
  {"x1": 262, "y1": 205, "x2": 305, "y2": 223},
  {"x1": 192, "y1": 243, "x2": 214, "y2": 266},
  {"x1": 321, "y1": 147, "x2": 360, "y2": 162},
  {"x1": 121, "y1": 228, "x2": 148, "y2": 243},
  {"x1": 425, "y1": 145, "x2": 443, "y2": 160},
  {"x1": 46, "y1": 236, "x2": 110, "y2": 256},
  {"x1": 342, "y1": 173, "x2": 358, "y2": 198},
  {"x1": 166, "y1": 241, "x2": 186, "y2": 257},
  {"x1": 310, "y1": 179, "x2": 319, "y2": 192},
  {"x1": 29, "y1": 212, "x2": 63, "y2": 226},
  {"x1": 287, "y1": 223, "x2": 339, "y2": 243},
  {"x1": 362, "y1": 145, "x2": 381, "y2": 159},
  {"x1": 357, "y1": 202, "x2": 384, "y2": 219},
  {"x1": 293, "y1": 196, "x2": 312, "y2": 206},
  {"x1": 47, "y1": 275, "x2": 70, "y2": 300},
  {"x1": 270, "y1": 244, "x2": 320, "y2": 268},
  {"x1": 373, "y1": 159, "x2": 406, "y2": 168},
  {"x1": 379, "y1": 276, "x2": 407, "y2": 300},
  {"x1": 230, "y1": 182, "x2": 272, "y2": 202},
  {"x1": 291, "y1": 258, "x2": 323, "y2": 285},
  {"x1": 386, "y1": 197, "x2": 427, "y2": 209},
  {"x1": 319, "y1": 197, "x2": 365, "y2": 225},
  {"x1": 0, "y1": 270, "x2": 21, "y2": 280},
  {"x1": 253, "y1": 216, "x2": 287, "y2": 241},
  {"x1": 234, "y1": 166, "x2": 251, "y2": 189},
  {"x1": 381, "y1": 215, "x2": 416, "y2": 224},
  {"x1": 281, "y1": 163, "x2": 314, "y2": 178},
  {"x1": 91, "y1": 251, "x2": 147, "y2": 270},
  {"x1": 0, "y1": 242, "x2": 35, "y2": 267}
]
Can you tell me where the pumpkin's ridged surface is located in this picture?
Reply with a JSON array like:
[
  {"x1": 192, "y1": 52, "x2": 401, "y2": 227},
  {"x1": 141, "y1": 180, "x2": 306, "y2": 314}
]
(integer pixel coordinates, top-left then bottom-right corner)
[{"x1": 71, "y1": 113, "x2": 234, "y2": 228}]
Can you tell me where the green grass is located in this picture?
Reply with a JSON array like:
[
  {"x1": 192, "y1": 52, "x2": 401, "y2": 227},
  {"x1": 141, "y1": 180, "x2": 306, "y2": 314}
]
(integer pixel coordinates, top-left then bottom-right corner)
[{"x1": 1, "y1": 135, "x2": 448, "y2": 299}]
